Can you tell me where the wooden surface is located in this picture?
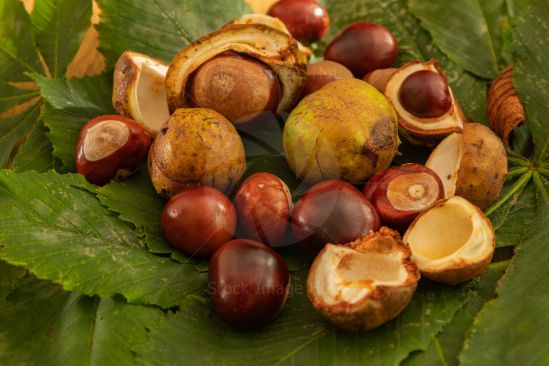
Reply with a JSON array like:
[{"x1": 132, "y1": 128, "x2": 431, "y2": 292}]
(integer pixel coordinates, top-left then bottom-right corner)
[{"x1": 22, "y1": 0, "x2": 278, "y2": 78}]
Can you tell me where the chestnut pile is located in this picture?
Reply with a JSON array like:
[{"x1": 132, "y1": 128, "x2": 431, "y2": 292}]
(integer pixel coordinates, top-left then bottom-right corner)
[{"x1": 74, "y1": 0, "x2": 507, "y2": 331}]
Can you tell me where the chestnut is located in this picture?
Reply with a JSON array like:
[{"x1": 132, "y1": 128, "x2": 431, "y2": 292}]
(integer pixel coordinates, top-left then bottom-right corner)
[
  {"x1": 363, "y1": 164, "x2": 444, "y2": 231},
  {"x1": 161, "y1": 186, "x2": 237, "y2": 257},
  {"x1": 301, "y1": 60, "x2": 354, "y2": 97},
  {"x1": 324, "y1": 22, "x2": 398, "y2": 77},
  {"x1": 292, "y1": 180, "x2": 381, "y2": 258},
  {"x1": 234, "y1": 173, "x2": 293, "y2": 247},
  {"x1": 188, "y1": 51, "x2": 281, "y2": 124},
  {"x1": 398, "y1": 70, "x2": 452, "y2": 118},
  {"x1": 75, "y1": 115, "x2": 151, "y2": 186},
  {"x1": 209, "y1": 239, "x2": 290, "y2": 328},
  {"x1": 267, "y1": 0, "x2": 329, "y2": 44},
  {"x1": 362, "y1": 67, "x2": 397, "y2": 92}
]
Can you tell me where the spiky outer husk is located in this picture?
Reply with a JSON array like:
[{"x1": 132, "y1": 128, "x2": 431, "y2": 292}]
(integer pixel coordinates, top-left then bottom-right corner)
[
  {"x1": 148, "y1": 108, "x2": 246, "y2": 198},
  {"x1": 283, "y1": 79, "x2": 399, "y2": 185},
  {"x1": 456, "y1": 123, "x2": 508, "y2": 210}
]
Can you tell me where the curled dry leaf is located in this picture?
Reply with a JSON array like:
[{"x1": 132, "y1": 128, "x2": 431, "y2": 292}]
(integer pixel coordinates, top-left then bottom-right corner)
[{"x1": 487, "y1": 65, "x2": 525, "y2": 144}]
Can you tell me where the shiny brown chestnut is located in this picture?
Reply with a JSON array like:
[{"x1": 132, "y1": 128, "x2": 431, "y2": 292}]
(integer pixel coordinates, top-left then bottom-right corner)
[
  {"x1": 234, "y1": 173, "x2": 293, "y2": 247},
  {"x1": 301, "y1": 60, "x2": 354, "y2": 97},
  {"x1": 267, "y1": 0, "x2": 329, "y2": 44},
  {"x1": 363, "y1": 164, "x2": 444, "y2": 231},
  {"x1": 209, "y1": 239, "x2": 290, "y2": 328},
  {"x1": 161, "y1": 186, "x2": 237, "y2": 257},
  {"x1": 189, "y1": 51, "x2": 281, "y2": 124},
  {"x1": 292, "y1": 180, "x2": 381, "y2": 258},
  {"x1": 324, "y1": 22, "x2": 398, "y2": 77},
  {"x1": 75, "y1": 115, "x2": 151, "y2": 186},
  {"x1": 398, "y1": 70, "x2": 452, "y2": 118},
  {"x1": 362, "y1": 67, "x2": 397, "y2": 92}
]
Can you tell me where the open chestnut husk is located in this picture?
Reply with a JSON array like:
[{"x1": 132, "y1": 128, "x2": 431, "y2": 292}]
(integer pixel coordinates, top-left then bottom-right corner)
[
  {"x1": 75, "y1": 115, "x2": 151, "y2": 186},
  {"x1": 403, "y1": 196, "x2": 495, "y2": 285},
  {"x1": 307, "y1": 227, "x2": 420, "y2": 331},
  {"x1": 165, "y1": 24, "x2": 306, "y2": 124},
  {"x1": 161, "y1": 186, "x2": 237, "y2": 258},
  {"x1": 384, "y1": 60, "x2": 466, "y2": 146},
  {"x1": 426, "y1": 123, "x2": 507, "y2": 209},
  {"x1": 209, "y1": 239, "x2": 290, "y2": 328},
  {"x1": 226, "y1": 13, "x2": 312, "y2": 61},
  {"x1": 363, "y1": 164, "x2": 445, "y2": 231},
  {"x1": 267, "y1": 0, "x2": 330, "y2": 45},
  {"x1": 112, "y1": 51, "x2": 170, "y2": 136},
  {"x1": 291, "y1": 180, "x2": 381, "y2": 258},
  {"x1": 234, "y1": 172, "x2": 293, "y2": 247}
]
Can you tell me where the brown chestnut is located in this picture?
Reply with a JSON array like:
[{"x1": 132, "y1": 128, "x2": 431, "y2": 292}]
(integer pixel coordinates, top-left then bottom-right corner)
[
  {"x1": 161, "y1": 186, "x2": 236, "y2": 257},
  {"x1": 267, "y1": 0, "x2": 329, "y2": 44},
  {"x1": 234, "y1": 173, "x2": 293, "y2": 247},
  {"x1": 292, "y1": 180, "x2": 381, "y2": 258},
  {"x1": 398, "y1": 70, "x2": 452, "y2": 118},
  {"x1": 188, "y1": 51, "x2": 281, "y2": 124},
  {"x1": 362, "y1": 67, "x2": 397, "y2": 92},
  {"x1": 209, "y1": 239, "x2": 290, "y2": 328},
  {"x1": 301, "y1": 60, "x2": 354, "y2": 97},
  {"x1": 324, "y1": 22, "x2": 398, "y2": 77},
  {"x1": 75, "y1": 115, "x2": 151, "y2": 186},
  {"x1": 363, "y1": 164, "x2": 444, "y2": 231}
]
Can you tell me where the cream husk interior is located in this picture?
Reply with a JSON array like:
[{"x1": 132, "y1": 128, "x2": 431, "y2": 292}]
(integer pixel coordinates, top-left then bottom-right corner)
[
  {"x1": 233, "y1": 14, "x2": 291, "y2": 34},
  {"x1": 385, "y1": 63, "x2": 464, "y2": 131},
  {"x1": 425, "y1": 133, "x2": 464, "y2": 198},
  {"x1": 404, "y1": 196, "x2": 493, "y2": 271},
  {"x1": 231, "y1": 14, "x2": 311, "y2": 59},
  {"x1": 311, "y1": 244, "x2": 408, "y2": 306},
  {"x1": 130, "y1": 60, "x2": 170, "y2": 134}
]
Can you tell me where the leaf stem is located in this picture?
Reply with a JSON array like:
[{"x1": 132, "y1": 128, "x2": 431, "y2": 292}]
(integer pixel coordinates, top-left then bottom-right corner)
[
  {"x1": 507, "y1": 167, "x2": 529, "y2": 178},
  {"x1": 537, "y1": 167, "x2": 549, "y2": 177},
  {"x1": 485, "y1": 171, "x2": 532, "y2": 216},
  {"x1": 505, "y1": 147, "x2": 528, "y2": 159},
  {"x1": 489, "y1": 259, "x2": 511, "y2": 272},
  {"x1": 507, "y1": 156, "x2": 531, "y2": 167},
  {"x1": 532, "y1": 171, "x2": 549, "y2": 201}
]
